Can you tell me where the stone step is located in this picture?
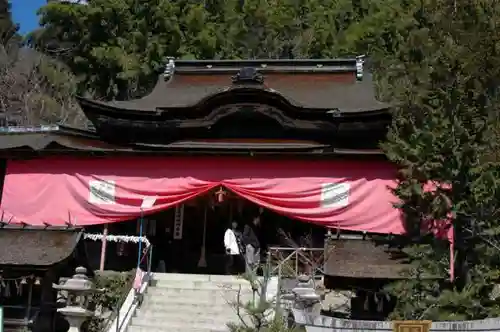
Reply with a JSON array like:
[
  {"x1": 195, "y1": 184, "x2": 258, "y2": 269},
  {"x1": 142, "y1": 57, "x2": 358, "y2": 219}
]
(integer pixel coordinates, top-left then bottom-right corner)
[
  {"x1": 145, "y1": 288, "x2": 256, "y2": 302},
  {"x1": 145, "y1": 296, "x2": 252, "y2": 310},
  {"x1": 140, "y1": 298, "x2": 233, "y2": 311},
  {"x1": 143, "y1": 297, "x2": 233, "y2": 308},
  {"x1": 139, "y1": 301, "x2": 241, "y2": 314},
  {"x1": 148, "y1": 285, "x2": 255, "y2": 295},
  {"x1": 130, "y1": 318, "x2": 230, "y2": 331},
  {"x1": 152, "y1": 273, "x2": 249, "y2": 283},
  {"x1": 146, "y1": 288, "x2": 274, "y2": 306},
  {"x1": 135, "y1": 306, "x2": 253, "y2": 326},
  {"x1": 127, "y1": 273, "x2": 270, "y2": 332},
  {"x1": 128, "y1": 326, "x2": 227, "y2": 332},
  {"x1": 152, "y1": 279, "x2": 255, "y2": 290},
  {"x1": 132, "y1": 314, "x2": 237, "y2": 327},
  {"x1": 137, "y1": 302, "x2": 234, "y2": 316}
]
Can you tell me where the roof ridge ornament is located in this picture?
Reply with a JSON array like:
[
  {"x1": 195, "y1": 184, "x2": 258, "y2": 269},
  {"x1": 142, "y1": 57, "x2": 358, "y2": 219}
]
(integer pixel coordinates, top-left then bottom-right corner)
[
  {"x1": 232, "y1": 67, "x2": 264, "y2": 85},
  {"x1": 356, "y1": 55, "x2": 365, "y2": 81},
  {"x1": 163, "y1": 57, "x2": 176, "y2": 80}
]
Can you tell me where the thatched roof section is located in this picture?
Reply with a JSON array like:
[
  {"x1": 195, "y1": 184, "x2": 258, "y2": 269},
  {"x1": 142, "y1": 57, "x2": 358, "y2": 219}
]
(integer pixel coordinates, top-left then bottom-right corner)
[
  {"x1": 0, "y1": 225, "x2": 82, "y2": 267},
  {"x1": 324, "y1": 237, "x2": 410, "y2": 279}
]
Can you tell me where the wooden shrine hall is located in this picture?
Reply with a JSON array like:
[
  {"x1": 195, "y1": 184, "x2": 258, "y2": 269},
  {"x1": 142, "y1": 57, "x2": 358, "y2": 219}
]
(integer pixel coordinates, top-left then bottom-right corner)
[
  {"x1": 0, "y1": 58, "x2": 416, "y2": 321},
  {"x1": 0, "y1": 58, "x2": 390, "y2": 155}
]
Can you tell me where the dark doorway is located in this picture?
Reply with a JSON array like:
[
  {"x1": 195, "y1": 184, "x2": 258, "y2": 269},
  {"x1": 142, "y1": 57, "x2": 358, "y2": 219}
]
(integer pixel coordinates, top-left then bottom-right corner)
[{"x1": 87, "y1": 190, "x2": 327, "y2": 275}]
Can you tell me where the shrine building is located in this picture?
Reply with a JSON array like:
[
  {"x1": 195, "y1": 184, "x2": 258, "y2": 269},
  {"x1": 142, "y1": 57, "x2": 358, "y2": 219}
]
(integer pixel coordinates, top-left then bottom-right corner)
[{"x1": 0, "y1": 58, "x2": 413, "y2": 321}]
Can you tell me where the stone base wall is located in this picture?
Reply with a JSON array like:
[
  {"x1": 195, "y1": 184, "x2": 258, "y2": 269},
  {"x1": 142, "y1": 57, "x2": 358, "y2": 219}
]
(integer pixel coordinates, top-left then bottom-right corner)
[{"x1": 293, "y1": 309, "x2": 500, "y2": 332}]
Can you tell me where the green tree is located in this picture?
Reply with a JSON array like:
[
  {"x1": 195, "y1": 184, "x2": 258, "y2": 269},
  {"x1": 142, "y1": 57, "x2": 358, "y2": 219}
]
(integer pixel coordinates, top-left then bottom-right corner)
[
  {"x1": 380, "y1": 0, "x2": 500, "y2": 320},
  {"x1": 32, "y1": 0, "x2": 403, "y2": 98},
  {"x1": 214, "y1": 0, "x2": 285, "y2": 59},
  {"x1": 0, "y1": 46, "x2": 89, "y2": 127},
  {"x1": 227, "y1": 263, "x2": 299, "y2": 332},
  {"x1": 0, "y1": 0, "x2": 86, "y2": 127},
  {"x1": 33, "y1": 0, "x2": 182, "y2": 99},
  {"x1": 0, "y1": 0, "x2": 20, "y2": 50},
  {"x1": 176, "y1": 2, "x2": 219, "y2": 60},
  {"x1": 0, "y1": 0, "x2": 17, "y2": 41}
]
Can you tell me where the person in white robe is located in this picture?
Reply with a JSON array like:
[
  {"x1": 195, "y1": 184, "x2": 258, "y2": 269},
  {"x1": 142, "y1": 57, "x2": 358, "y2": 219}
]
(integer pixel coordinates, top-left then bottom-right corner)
[{"x1": 224, "y1": 221, "x2": 242, "y2": 274}]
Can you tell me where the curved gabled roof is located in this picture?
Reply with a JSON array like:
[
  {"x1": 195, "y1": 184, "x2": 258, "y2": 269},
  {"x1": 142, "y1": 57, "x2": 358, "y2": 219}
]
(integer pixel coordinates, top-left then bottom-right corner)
[{"x1": 77, "y1": 58, "x2": 390, "y2": 115}]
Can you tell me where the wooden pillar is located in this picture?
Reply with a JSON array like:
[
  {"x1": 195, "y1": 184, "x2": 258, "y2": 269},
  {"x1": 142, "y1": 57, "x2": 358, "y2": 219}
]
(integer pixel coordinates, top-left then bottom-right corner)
[
  {"x1": 197, "y1": 205, "x2": 208, "y2": 268},
  {"x1": 25, "y1": 278, "x2": 33, "y2": 321},
  {"x1": 99, "y1": 224, "x2": 109, "y2": 271}
]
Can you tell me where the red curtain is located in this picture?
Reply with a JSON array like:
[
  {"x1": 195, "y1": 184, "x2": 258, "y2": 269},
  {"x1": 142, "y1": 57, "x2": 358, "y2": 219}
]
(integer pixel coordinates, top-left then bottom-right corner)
[{"x1": 0, "y1": 156, "x2": 406, "y2": 234}]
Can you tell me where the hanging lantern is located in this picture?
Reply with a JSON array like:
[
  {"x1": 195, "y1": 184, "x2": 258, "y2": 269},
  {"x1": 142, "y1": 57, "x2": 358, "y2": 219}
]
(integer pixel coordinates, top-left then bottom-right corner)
[
  {"x1": 215, "y1": 187, "x2": 227, "y2": 203},
  {"x1": 20, "y1": 277, "x2": 27, "y2": 285},
  {"x1": 34, "y1": 277, "x2": 41, "y2": 285}
]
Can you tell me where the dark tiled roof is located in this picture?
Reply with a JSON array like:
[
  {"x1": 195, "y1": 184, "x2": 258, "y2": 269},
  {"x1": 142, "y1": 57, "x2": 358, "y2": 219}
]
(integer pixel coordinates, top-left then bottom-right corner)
[
  {"x1": 323, "y1": 238, "x2": 410, "y2": 279},
  {"x1": 78, "y1": 59, "x2": 389, "y2": 114},
  {"x1": 0, "y1": 133, "x2": 57, "y2": 150},
  {"x1": 88, "y1": 74, "x2": 387, "y2": 113},
  {"x1": 0, "y1": 226, "x2": 82, "y2": 267},
  {"x1": 0, "y1": 131, "x2": 127, "y2": 151}
]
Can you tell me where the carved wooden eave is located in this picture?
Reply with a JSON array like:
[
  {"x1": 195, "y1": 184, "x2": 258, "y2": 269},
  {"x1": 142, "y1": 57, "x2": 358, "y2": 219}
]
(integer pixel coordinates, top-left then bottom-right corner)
[{"x1": 0, "y1": 125, "x2": 386, "y2": 157}]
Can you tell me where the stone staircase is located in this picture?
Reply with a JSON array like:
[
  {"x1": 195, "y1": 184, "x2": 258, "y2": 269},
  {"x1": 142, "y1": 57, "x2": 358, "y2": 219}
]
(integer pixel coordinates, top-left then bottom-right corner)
[{"x1": 127, "y1": 273, "x2": 272, "y2": 332}]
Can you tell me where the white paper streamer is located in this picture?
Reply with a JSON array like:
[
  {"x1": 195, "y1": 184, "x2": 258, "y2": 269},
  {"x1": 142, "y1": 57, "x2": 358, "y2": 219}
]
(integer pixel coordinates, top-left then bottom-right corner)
[{"x1": 83, "y1": 233, "x2": 151, "y2": 248}]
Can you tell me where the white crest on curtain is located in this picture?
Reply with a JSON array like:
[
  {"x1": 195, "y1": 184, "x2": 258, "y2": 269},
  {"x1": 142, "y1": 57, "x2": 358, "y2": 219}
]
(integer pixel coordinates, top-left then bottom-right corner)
[
  {"x1": 89, "y1": 180, "x2": 116, "y2": 204},
  {"x1": 320, "y1": 182, "x2": 350, "y2": 208}
]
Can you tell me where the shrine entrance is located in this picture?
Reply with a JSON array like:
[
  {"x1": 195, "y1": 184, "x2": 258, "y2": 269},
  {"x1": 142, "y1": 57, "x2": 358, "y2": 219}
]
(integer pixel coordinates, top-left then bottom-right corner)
[
  {"x1": 149, "y1": 188, "x2": 326, "y2": 275},
  {"x1": 152, "y1": 189, "x2": 260, "y2": 275},
  {"x1": 88, "y1": 187, "x2": 326, "y2": 275}
]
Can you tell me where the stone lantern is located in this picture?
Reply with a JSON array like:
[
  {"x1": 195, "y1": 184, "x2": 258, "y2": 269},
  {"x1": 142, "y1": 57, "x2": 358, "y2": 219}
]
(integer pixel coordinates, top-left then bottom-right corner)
[
  {"x1": 53, "y1": 267, "x2": 100, "y2": 332},
  {"x1": 282, "y1": 274, "x2": 322, "y2": 326}
]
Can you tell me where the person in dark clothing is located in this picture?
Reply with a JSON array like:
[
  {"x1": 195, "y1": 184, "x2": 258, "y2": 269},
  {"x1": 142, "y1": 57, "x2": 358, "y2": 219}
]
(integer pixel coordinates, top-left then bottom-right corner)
[
  {"x1": 150, "y1": 230, "x2": 164, "y2": 272},
  {"x1": 153, "y1": 226, "x2": 173, "y2": 272},
  {"x1": 163, "y1": 227, "x2": 174, "y2": 271},
  {"x1": 243, "y1": 214, "x2": 261, "y2": 274}
]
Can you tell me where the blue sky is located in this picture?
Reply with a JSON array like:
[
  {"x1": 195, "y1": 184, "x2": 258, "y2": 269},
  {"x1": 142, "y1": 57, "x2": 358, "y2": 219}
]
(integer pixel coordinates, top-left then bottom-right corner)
[{"x1": 11, "y1": 0, "x2": 46, "y2": 35}]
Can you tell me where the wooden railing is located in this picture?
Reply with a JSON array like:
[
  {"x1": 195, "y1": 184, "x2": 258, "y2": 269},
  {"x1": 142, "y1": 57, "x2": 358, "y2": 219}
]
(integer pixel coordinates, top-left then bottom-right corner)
[{"x1": 267, "y1": 246, "x2": 325, "y2": 278}]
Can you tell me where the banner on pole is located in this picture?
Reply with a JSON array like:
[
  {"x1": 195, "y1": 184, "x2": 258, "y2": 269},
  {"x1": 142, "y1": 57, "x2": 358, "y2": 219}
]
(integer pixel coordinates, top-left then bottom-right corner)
[{"x1": 173, "y1": 204, "x2": 184, "y2": 240}]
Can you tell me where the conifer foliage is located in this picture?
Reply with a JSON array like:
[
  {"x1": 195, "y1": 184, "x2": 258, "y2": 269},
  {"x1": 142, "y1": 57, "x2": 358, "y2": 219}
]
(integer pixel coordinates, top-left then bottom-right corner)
[
  {"x1": 227, "y1": 264, "x2": 299, "y2": 332},
  {"x1": 0, "y1": 0, "x2": 18, "y2": 47},
  {"x1": 31, "y1": 0, "x2": 392, "y2": 100},
  {"x1": 0, "y1": 0, "x2": 86, "y2": 127},
  {"x1": 380, "y1": 0, "x2": 500, "y2": 320}
]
